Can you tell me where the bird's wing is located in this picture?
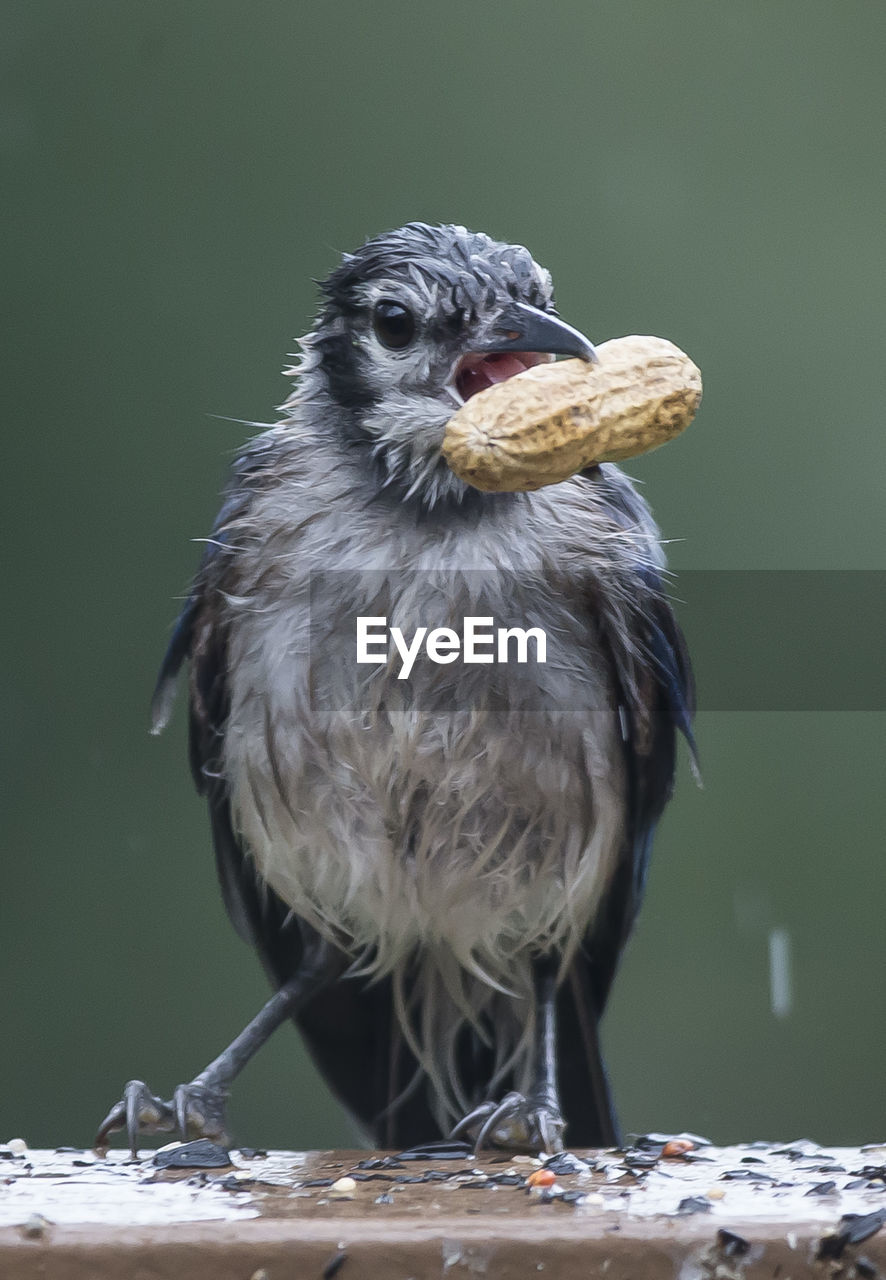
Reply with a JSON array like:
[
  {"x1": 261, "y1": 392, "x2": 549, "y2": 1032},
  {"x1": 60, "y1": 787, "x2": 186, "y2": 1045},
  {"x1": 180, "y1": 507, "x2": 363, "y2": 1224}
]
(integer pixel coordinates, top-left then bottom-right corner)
[
  {"x1": 588, "y1": 566, "x2": 695, "y2": 1005},
  {"x1": 151, "y1": 439, "x2": 436, "y2": 1145},
  {"x1": 556, "y1": 468, "x2": 696, "y2": 1146},
  {"x1": 151, "y1": 435, "x2": 301, "y2": 956}
]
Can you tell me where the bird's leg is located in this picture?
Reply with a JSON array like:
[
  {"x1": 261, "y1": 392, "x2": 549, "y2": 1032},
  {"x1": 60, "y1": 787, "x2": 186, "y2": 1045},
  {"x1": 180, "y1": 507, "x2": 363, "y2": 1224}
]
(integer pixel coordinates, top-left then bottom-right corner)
[
  {"x1": 451, "y1": 955, "x2": 566, "y2": 1154},
  {"x1": 95, "y1": 938, "x2": 346, "y2": 1157}
]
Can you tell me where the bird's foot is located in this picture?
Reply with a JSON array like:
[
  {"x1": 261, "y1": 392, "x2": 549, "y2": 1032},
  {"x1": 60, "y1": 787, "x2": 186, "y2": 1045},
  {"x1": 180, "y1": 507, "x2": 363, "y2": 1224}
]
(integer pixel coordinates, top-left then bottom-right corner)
[
  {"x1": 451, "y1": 1090, "x2": 565, "y2": 1155},
  {"x1": 94, "y1": 1078, "x2": 230, "y2": 1158}
]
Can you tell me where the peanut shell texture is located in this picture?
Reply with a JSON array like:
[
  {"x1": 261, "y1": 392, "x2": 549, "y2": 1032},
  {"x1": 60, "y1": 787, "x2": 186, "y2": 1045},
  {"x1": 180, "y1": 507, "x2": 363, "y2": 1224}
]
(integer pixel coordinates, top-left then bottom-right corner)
[{"x1": 441, "y1": 334, "x2": 702, "y2": 492}]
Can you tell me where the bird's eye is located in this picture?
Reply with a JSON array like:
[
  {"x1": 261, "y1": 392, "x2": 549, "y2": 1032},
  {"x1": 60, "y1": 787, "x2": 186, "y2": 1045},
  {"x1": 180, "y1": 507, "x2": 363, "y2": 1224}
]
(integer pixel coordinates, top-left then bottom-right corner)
[{"x1": 372, "y1": 300, "x2": 416, "y2": 350}]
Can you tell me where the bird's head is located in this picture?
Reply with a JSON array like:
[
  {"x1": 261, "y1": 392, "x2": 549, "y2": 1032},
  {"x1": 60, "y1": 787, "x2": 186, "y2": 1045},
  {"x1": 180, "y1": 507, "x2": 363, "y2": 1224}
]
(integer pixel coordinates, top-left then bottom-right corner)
[{"x1": 288, "y1": 223, "x2": 597, "y2": 508}]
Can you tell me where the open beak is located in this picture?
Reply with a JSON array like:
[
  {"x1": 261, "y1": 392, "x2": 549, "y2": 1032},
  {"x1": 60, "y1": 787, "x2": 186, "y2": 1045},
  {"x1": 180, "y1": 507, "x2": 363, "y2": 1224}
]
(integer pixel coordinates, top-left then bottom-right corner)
[
  {"x1": 476, "y1": 301, "x2": 598, "y2": 364},
  {"x1": 450, "y1": 302, "x2": 597, "y2": 403}
]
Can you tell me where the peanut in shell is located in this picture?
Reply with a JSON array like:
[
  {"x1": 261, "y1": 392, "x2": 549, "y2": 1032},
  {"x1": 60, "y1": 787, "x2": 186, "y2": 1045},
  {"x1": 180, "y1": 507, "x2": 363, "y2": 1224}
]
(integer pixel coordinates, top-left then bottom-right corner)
[{"x1": 441, "y1": 334, "x2": 702, "y2": 492}]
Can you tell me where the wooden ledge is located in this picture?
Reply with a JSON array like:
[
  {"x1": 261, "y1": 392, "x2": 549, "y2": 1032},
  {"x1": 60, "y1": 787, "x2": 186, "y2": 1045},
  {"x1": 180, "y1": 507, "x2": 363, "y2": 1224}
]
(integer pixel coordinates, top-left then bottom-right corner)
[{"x1": 2, "y1": 1138, "x2": 885, "y2": 1279}]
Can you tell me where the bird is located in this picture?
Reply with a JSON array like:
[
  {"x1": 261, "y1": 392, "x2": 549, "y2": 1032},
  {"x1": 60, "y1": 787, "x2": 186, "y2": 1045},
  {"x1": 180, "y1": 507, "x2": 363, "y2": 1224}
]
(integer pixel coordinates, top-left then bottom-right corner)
[{"x1": 96, "y1": 222, "x2": 694, "y2": 1157}]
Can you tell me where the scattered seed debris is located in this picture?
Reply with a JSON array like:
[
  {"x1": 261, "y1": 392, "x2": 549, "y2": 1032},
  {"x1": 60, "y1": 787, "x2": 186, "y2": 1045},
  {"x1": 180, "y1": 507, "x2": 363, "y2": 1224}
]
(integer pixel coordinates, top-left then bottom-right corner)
[
  {"x1": 721, "y1": 1168, "x2": 777, "y2": 1183},
  {"x1": 544, "y1": 1152, "x2": 592, "y2": 1175},
  {"x1": 322, "y1": 1248, "x2": 348, "y2": 1278},
  {"x1": 396, "y1": 1141, "x2": 473, "y2": 1161},
  {"x1": 21, "y1": 1213, "x2": 52, "y2": 1238},
  {"x1": 676, "y1": 1196, "x2": 712, "y2": 1215},
  {"x1": 560, "y1": 1189, "x2": 588, "y2": 1204},
  {"x1": 3, "y1": 1139, "x2": 886, "y2": 1239},
  {"x1": 662, "y1": 1139, "x2": 696, "y2": 1159},
  {"x1": 623, "y1": 1153, "x2": 659, "y2": 1170},
  {"x1": 215, "y1": 1173, "x2": 254, "y2": 1191},
  {"x1": 329, "y1": 1176, "x2": 357, "y2": 1199},
  {"x1": 819, "y1": 1209, "x2": 886, "y2": 1260},
  {"x1": 717, "y1": 1229, "x2": 750, "y2": 1258},
  {"x1": 153, "y1": 1140, "x2": 231, "y2": 1170}
]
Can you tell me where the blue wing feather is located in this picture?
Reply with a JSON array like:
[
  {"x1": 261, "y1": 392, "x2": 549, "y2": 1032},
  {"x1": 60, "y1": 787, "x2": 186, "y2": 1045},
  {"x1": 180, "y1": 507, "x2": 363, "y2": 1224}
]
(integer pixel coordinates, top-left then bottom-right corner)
[{"x1": 558, "y1": 472, "x2": 696, "y2": 1146}]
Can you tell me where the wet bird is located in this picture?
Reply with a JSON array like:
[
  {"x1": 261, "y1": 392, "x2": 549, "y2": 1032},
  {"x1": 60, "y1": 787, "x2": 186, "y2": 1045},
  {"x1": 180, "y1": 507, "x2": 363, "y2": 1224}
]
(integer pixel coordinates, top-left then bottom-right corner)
[{"x1": 97, "y1": 223, "x2": 694, "y2": 1156}]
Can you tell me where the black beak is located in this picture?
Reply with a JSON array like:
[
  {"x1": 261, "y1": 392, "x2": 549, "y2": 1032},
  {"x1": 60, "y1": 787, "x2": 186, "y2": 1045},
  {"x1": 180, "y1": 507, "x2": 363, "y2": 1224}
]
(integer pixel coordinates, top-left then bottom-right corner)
[{"x1": 477, "y1": 301, "x2": 598, "y2": 363}]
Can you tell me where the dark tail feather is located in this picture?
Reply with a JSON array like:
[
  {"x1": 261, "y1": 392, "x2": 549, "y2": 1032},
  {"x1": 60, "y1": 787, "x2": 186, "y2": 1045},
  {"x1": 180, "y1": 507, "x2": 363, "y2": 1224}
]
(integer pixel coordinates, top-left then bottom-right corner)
[
  {"x1": 557, "y1": 954, "x2": 620, "y2": 1148},
  {"x1": 296, "y1": 975, "x2": 442, "y2": 1149}
]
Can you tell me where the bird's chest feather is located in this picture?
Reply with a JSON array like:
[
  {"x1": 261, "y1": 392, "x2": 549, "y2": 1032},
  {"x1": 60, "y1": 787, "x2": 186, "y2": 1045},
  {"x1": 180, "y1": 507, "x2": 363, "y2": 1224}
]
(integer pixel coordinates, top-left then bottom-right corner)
[{"x1": 220, "y1": 494, "x2": 628, "y2": 972}]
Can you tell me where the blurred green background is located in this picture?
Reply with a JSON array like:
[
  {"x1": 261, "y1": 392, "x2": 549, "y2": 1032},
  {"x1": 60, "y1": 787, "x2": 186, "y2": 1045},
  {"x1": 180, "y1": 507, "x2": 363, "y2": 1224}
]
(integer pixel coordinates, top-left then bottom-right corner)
[{"x1": 3, "y1": 2, "x2": 884, "y2": 1152}]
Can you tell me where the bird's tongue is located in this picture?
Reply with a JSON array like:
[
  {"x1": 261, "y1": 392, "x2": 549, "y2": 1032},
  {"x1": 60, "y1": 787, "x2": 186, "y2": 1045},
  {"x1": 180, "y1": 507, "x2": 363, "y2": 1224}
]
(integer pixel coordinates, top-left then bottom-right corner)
[{"x1": 455, "y1": 352, "x2": 541, "y2": 401}]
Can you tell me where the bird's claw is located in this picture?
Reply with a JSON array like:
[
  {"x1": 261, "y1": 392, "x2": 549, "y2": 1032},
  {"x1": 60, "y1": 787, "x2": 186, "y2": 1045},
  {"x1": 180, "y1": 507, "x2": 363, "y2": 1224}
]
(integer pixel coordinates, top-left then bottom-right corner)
[
  {"x1": 94, "y1": 1078, "x2": 230, "y2": 1158},
  {"x1": 451, "y1": 1090, "x2": 565, "y2": 1154}
]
